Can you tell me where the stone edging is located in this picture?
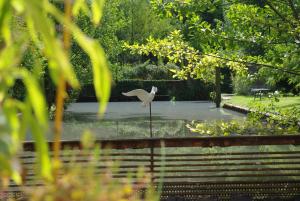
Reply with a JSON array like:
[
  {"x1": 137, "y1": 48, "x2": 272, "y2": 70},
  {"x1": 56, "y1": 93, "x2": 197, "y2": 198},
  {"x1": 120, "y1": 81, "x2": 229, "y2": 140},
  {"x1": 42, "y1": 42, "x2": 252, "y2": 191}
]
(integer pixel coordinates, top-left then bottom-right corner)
[
  {"x1": 223, "y1": 103, "x2": 282, "y2": 118},
  {"x1": 223, "y1": 103, "x2": 251, "y2": 115},
  {"x1": 223, "y1": 103, "x2": 300, "y2": 127}
]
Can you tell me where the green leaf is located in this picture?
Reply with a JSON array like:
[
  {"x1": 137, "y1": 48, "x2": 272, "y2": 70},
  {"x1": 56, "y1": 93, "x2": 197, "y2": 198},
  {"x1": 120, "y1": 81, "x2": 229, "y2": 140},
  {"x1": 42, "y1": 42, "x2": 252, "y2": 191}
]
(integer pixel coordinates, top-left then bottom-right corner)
[
  {"x1": 91, "y1": 0, "x2": 105, "y2": 25},
  {"x1": 72, "y1": 0, "x2": 88, "y2": 16},
  {"x1": 0, "y1": 0, "x2": 12, "y2": 44},
  {"x1": 22, "y1": 70, "x2": 48, "y2": 127},
  {"x1": 24, "y1": 0, "x2": 79, "y2": 88},
  {"x1": 3, "y1": 99, "x2": 20, "y2": 153},
  {"x1": 29, "y1": 110, "x2": 52, "y2": 181},
  {"x1": 0, "y1": 154, "x2": 12, "y2": 175},
  {"x1": 1, "y1": 99, "x2": 24, "y2": 185},
  {"x1": 46, "y1": 2, "x2": 111, "y2": 116},
  {"x1": 73, "y1": 35, "x2": 111, "y2": 115},
  {"x1": 19, "y1": 98, "x2": 30, "y2": 142}
]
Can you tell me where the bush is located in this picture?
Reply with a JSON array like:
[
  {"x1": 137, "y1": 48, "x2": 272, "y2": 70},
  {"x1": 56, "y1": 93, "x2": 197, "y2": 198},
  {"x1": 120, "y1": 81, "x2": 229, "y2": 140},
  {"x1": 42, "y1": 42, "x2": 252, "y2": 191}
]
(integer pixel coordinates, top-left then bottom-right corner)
[
  {"x1": 116, "y1": 62, "x2": 175, "y2": 81},
  {"x1": 10, "y1": 48, "x2": 85, "y2": 111},
  {"x1": 232, "y1": 74, "x2": 255, "y2": 95},
  {"x1": 79, "y1": 79, "x2": 214, "y2": 102}
]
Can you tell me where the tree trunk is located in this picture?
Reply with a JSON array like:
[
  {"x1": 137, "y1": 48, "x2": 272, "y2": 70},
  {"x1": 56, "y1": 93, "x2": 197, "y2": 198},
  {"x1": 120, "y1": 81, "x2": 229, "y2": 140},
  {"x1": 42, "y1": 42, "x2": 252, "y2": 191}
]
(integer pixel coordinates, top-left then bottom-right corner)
[{"x1": 215, "y1": 67, "x2": 221, "y2": 108}]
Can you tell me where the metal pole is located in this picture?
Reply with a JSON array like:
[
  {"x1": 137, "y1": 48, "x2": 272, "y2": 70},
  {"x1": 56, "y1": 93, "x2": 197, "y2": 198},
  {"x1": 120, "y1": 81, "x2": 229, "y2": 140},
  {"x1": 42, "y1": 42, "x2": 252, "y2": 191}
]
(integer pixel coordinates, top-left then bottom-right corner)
[
  {"x1": 150, "y1": 103, "x2": 152, "y2": 138},
  {"x1": 149, "y1": 102, "x2": 154, "y2": 182}
]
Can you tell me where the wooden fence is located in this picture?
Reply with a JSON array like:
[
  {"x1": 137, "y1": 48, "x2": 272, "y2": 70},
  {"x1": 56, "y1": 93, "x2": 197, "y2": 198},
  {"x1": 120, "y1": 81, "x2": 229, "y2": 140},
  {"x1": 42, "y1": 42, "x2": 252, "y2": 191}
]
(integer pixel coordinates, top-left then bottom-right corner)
[{"x1": 4, "y1": 135, "x2": 300, "y2": 200}]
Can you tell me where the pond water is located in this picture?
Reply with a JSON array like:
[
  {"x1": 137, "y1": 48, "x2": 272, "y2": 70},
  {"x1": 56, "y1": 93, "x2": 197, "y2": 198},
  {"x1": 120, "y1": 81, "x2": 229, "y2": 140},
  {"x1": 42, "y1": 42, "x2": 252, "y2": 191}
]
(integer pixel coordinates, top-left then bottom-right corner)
[{"x1": 38, "y1": 101, "x2": 244, "y2": 141}]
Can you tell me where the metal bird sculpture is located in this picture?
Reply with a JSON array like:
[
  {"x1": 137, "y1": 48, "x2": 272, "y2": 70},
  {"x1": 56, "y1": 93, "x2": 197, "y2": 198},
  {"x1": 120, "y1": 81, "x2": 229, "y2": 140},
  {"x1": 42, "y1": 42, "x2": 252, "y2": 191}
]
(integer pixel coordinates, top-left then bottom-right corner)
[{"x1": 122, "y1": 86, "x2": 158, "y2": 107}]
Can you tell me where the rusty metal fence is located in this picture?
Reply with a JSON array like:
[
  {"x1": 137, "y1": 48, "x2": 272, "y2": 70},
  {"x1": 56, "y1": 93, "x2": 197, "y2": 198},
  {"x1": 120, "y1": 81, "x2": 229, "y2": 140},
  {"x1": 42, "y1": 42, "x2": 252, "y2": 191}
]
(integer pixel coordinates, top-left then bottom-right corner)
[{"x1": 4, "y1": 135, "x2": 300, "y2": 200}]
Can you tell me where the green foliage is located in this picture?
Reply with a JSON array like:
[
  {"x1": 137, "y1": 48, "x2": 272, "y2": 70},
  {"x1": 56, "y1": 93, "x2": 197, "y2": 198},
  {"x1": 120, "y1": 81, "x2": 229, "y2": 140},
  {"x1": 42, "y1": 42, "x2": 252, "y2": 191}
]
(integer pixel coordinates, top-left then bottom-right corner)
[
  {"x1": 9, "y1": 45, "x2": 82, "y2": 110},
  {"x1": 232, "y1": 74, "x2": 256, "y2": 95},
  {"x1": 121, "y1": 62, "x2": 174, "y2": 80},
  {"x1": 150, "y1": 0, "x2": 300, "y2": 90},
  {"x1": 0, "y1": 1, "x2": 159, "y2": 200},
  {"x1": 124, "y1": 30, "x2": 247, "y2": 82},
  {"x1": 74, "y1": 0, "x2": 127, "y2": 65},
  {"x1": 23, "y1": 139, "x2": 157, "y2": 201},
  {"x1": 209, "y1": 91, "x2": 216, "y2": 102},
  {"x1": 188, "y1": 120, "x2": 242, "y2": 136},
  {"x1": 112, "y1": 79, "x2": 213, "y2": 101},
  {"x1": 248, "y1": 96, "x2": 300, "y2": 126},
  {"x1": 188, "y1": 97, "x2": 299, "y2": 136},
  {"x1": 188, "y1": 114, "x2": 299, "y2": 136},
  {"x1": 119, "y1": 0, "x2": 175, "y2": 43},
  {"x1": 0, "y1": 0, "x2": 110, "y2": 184},
  {"x1": 72, "y1": 0, "x2": 176, "y2": 82},
  {"x1": 79, "y1": 80, "x2": 213, "y2": 101},
  {"x1": 224, "y1": 1, "x2": 300, "y2": 87}
]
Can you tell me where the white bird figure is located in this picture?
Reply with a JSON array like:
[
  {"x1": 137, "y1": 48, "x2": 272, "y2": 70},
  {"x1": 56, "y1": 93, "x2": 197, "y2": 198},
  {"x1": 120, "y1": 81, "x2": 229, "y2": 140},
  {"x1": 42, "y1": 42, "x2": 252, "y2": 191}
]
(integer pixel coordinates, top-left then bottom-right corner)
[{"x1": 122, "y1": 86, "x2": 158, "y2": 107}]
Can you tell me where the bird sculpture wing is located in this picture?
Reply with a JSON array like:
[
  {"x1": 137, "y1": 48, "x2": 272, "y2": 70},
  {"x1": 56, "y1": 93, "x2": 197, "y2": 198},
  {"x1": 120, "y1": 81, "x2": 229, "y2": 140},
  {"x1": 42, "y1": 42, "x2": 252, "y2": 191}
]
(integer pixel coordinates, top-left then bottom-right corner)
[{"x1": 122, "y1": 89, "x2": 149, "y2": 102}]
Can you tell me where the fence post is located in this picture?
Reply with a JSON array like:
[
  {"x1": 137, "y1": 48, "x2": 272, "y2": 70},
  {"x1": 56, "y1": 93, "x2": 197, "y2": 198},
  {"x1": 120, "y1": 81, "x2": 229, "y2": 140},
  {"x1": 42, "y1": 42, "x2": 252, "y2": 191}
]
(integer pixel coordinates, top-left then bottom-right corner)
[{"x1": 150, "y1": 144, "x2": 154, "y2": 182}]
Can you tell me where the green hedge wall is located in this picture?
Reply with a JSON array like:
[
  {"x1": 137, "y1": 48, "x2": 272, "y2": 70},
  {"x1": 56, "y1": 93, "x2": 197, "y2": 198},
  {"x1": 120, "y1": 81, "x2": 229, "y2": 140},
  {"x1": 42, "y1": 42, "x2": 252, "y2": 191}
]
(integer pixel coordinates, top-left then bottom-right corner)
[{"x1": 78, "y1": 80, "x2": 213, "y2": 102}]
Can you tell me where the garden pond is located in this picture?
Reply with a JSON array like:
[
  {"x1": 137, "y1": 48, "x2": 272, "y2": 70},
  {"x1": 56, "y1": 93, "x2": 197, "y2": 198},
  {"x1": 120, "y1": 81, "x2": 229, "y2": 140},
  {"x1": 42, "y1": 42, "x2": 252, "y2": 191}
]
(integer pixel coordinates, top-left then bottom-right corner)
[{"x1": 27, "y1": 101, "x2": 245, "y2": 141}]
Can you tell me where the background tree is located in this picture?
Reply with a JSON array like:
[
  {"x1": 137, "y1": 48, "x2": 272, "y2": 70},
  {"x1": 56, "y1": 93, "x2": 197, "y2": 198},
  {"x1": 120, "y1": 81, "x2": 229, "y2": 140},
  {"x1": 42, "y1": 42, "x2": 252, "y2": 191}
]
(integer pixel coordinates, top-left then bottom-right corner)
[
  {"x1": 149, "y1": 0, "x2": 300, "y2": 89},
  {"x1": 72, "y1": 0, "x2": 176, "y2": 82},
  {"x1": 125, "y1": 30, "x2": 246, "y2": 107},
  {"x1": 146, "y1": 0, "x2": 231, "y2": 107}
]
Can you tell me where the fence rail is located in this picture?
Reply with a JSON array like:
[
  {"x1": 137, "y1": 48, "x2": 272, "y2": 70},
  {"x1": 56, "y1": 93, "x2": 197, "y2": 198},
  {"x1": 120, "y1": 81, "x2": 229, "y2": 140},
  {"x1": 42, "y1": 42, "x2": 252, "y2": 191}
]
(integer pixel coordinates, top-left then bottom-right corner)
[
  {"x1": 22, "y1": 135, "x2": 300, "y2": 151},
  {"x1": 5, "y1": 135, "x2": 300, "y2": 200}
]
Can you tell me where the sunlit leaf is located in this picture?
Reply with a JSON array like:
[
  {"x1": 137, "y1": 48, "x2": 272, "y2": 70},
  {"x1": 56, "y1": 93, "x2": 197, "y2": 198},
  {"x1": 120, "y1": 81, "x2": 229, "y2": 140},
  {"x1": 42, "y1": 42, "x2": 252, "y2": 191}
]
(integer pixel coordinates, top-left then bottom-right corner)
[
  {"x1": 0, "y1": 37, "x2": 24, "y2": 70},
  {"x1": 24, "y1": 0, "x2": 79, "y2": 88},
  {"x1": 73, "y1": 37, "x2": 111, "y2": 115},
  {"x1": 3, "y1": 99, "x2": 20, "y2": 152},
  {"x1": 91, "y1": 0, "x2": 105, "y2": 25},
  {"x1": 0, "y1": 0, "x2": 12, "y2": 44},
  {"x1": 72, "y1": 0, "x2": 88, "y2": 16},
  {"x1": 0, "y1": 0, "x2": 111, "y2": 184},
  {"x1": 22, "y1": 70, "x2": 48, "y2": 127},
  {"x1": 29, "y1": 111, "x2": 52, "y2": 181},
  {"x1": 46, "y1": 2, "x2": 111, "y2": 115},
  {"x1": 0, "y1": 155, "x2": 12, "y2": 176}
]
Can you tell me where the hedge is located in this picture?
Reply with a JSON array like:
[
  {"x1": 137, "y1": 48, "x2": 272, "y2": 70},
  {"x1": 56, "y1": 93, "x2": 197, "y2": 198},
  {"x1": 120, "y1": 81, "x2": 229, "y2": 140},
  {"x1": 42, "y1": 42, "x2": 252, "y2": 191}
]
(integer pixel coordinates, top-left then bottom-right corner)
[{"x1": 78, "y1": 80, "x2": 214, "y2": 102}]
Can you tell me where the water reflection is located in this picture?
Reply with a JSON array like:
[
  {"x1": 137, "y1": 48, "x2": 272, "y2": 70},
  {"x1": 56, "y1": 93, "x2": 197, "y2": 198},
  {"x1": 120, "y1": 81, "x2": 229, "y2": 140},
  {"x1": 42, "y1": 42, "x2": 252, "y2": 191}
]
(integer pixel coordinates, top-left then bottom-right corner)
[
  {"x1": 59, "y1": 114, "x2": 197, "y2": 141},
  {"x1": 25, "y1": 101, "x2": 246, "y2": 141},
  {"x1": 57, "y1": 101, "x2": 244, "y2": 140}
]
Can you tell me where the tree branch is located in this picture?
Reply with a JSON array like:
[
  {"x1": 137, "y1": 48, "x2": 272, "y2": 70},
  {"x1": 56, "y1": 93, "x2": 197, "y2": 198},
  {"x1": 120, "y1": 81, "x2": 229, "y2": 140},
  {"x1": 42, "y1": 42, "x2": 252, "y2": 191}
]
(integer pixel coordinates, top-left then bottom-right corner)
[
  {"x1": 207, "y1": 30, "x2": 293, "y2": 45},
  {"x1": 203, "y1": 53, "x2": 300, "y2": 76},
  {"x1": 265, "y1": 0, "x2": 299, "y2": 37},
  {"x1": 53, "y1": 0, "x2": 72, "y2": 177},
  {"x1": 265, "y1": 0, "x2": 289, "y2": 23},
  {"x1": 287, "y1": 0, "x2": 299, "y2": 20}
]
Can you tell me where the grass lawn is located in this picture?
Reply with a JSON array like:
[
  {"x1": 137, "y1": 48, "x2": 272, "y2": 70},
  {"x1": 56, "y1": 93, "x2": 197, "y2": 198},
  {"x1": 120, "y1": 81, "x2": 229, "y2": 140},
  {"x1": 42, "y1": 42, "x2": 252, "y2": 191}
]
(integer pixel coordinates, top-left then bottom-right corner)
[{"x1": 223, "y1": 95, "x2": 300, "y2": 109}]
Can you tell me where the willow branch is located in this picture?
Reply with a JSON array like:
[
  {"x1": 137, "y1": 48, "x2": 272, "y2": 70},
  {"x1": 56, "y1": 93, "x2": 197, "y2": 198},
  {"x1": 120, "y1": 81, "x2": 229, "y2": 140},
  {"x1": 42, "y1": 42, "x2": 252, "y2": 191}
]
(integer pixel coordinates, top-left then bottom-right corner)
[{"x1": 53, "y1": 0, "x2": 72, "y2": 169}]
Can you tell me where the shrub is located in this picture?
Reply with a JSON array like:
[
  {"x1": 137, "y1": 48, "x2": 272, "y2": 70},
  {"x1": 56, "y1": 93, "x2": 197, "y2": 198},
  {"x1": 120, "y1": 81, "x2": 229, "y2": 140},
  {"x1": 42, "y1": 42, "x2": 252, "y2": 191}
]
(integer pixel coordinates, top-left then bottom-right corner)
[
  {"x1": 232, "y1": 74, "x2": 255, "y2": 95},
  {"x1": 118, "y1": 62, "x2": 175, "y2": 80},
  {"x1": 79, "y1": 80, "x2": 214, "y2": 102}
]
